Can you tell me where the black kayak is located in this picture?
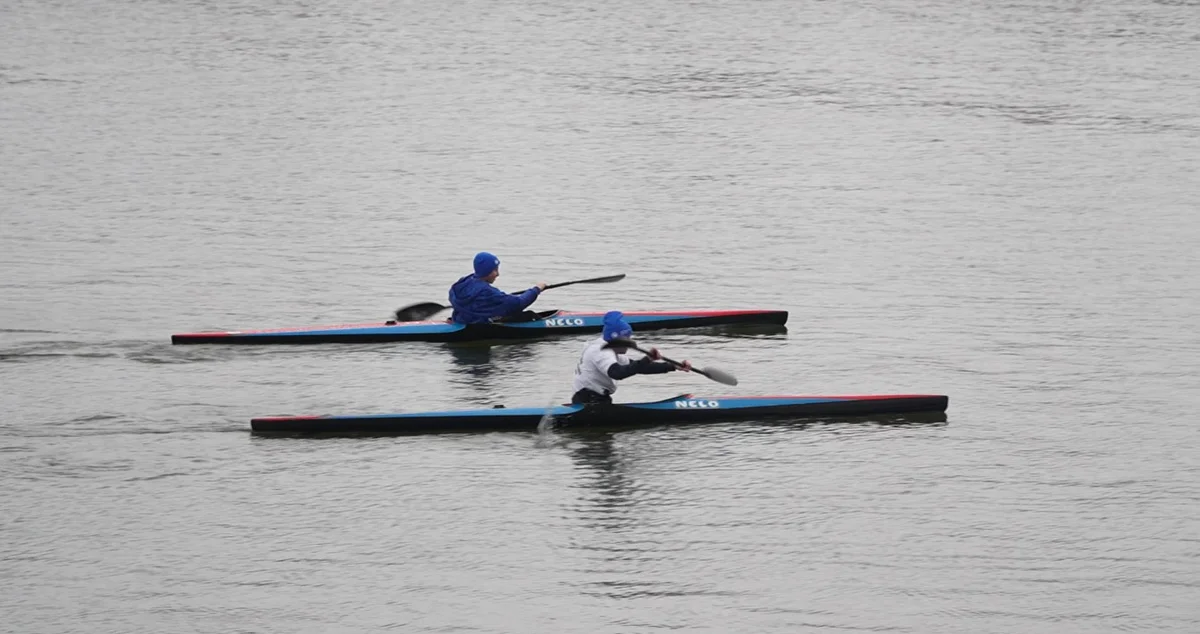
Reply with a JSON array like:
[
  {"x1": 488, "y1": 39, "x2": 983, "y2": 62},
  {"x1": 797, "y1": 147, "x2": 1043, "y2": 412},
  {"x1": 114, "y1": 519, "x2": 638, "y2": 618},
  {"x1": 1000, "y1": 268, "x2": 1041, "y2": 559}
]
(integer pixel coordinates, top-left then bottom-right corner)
[
  {"x1": 251, "y1": 394, "x2": 949, "y2": 434},
  {"x1": 172, "y1": 308, "x2": 788, "y2": 345}
]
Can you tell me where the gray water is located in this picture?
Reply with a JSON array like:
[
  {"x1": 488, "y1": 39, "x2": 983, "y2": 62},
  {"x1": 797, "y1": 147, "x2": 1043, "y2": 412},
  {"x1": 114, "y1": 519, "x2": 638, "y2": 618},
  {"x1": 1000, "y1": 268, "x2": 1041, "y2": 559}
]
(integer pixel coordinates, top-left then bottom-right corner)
[{"x1": 3, "y1": 0, "x2": 1200, "y2": 631}]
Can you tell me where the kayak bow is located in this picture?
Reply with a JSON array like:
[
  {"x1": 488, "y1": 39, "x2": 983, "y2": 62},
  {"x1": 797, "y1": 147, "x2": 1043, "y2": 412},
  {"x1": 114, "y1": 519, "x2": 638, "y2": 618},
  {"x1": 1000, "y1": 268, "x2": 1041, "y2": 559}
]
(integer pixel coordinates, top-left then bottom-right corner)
[
  {"x1": 250, "y1": 394, "x2": 949, "y2": 434},
  {"x1": 172, "y1": 309, "x2": 788, "y2": 345}
]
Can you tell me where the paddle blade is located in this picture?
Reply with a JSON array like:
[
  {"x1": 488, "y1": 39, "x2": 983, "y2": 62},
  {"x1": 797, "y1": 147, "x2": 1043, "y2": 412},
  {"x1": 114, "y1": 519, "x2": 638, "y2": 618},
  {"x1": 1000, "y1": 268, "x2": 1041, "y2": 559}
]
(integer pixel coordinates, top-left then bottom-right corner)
[
  {"x1": 575, "y1": 273, "x2": 626, "y2": 285},
  {"x1": 393, "y1": 302, "x2": 448, "y2": 322},
  {"x1": 698, "y1": 366, "x2": 739, "y2": 386},
  {"x1": 544, "y1": 274, "x2": 626, "y2": 290}
]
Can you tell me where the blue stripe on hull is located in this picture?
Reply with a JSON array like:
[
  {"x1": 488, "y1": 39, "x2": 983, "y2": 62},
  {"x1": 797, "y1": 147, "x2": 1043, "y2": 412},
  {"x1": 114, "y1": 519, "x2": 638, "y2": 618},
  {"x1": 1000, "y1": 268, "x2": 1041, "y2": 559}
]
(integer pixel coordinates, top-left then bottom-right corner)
[
  {"x1": 626, "y1": 396, "x2": 849, "y2": 411},
  {"x1": 248, "y1": 313, "x2": 730, "y2": 337},
  {"x1": 249, "y1": 323, "x2": 462, "y2": 338},
  {"x1": 498, "y1": 313, "x2": 706, "y2": 330}
]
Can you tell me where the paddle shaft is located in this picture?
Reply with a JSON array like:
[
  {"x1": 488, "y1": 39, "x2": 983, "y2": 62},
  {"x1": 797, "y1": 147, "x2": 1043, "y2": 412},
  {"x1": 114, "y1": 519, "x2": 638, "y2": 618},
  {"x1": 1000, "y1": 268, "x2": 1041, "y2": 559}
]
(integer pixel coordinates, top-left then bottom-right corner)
[
  {"x1": 602, "y1": 337, "x2": 738, "y2": 385},
  {"x1": 623, "y1": 343, "x2": 707, "y2": 378}
]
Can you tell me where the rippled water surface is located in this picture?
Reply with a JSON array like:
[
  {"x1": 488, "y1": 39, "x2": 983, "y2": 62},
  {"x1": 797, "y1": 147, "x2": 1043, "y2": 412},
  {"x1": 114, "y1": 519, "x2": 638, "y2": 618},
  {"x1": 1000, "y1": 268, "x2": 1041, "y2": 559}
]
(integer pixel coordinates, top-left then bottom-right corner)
[{"x1": 3, "y1": 0, "x2": 1199, "y2": 632}]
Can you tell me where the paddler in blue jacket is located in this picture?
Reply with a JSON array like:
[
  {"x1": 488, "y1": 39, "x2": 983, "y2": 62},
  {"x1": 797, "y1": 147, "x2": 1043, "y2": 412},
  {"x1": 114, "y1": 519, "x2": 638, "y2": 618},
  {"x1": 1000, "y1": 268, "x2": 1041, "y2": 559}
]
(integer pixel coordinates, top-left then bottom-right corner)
[{"x1": 448, "y1": 252, "x2": 547, "y2": 324}]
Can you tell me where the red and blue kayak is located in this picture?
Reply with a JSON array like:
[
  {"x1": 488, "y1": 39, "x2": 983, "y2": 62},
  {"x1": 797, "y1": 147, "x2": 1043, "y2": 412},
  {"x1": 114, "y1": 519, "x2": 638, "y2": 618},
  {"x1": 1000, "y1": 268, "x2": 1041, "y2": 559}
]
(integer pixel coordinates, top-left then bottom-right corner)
[
  {"x1": 172, "y1": 309, "x2": 788, "y2": 345},
  {"x1": 250, "y1": 393, "x2": 948, "y2": 434}
]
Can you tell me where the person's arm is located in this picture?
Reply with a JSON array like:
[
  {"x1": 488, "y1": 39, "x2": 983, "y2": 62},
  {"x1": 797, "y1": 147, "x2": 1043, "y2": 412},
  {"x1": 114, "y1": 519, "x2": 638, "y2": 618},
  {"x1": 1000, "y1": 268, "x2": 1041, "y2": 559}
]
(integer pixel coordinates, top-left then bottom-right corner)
[
  {"x1": 607, "y1": 355, "x2": 675, "y2": 380},
  {"x1": 508, "y1": 282, "x2": 546, "y2": 309},
  {"x1": 481, "y1": 285, "x2": 540, "y2": 318},
  {"x1": 511, "y1": 286, "x2": 541, "y2": 311}
]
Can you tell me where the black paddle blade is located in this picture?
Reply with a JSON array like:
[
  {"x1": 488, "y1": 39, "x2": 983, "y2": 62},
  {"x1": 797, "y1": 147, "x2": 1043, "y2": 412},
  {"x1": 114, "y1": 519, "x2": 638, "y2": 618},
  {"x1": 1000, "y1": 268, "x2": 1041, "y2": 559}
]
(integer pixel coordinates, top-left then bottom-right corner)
[
  {"x1": 578, "y1": 273, "x2": 626, "y2": 284},
  {"x1": 544, "y1": 274, "x2": 626, "y2": 290},
  {"x1": 393, "y1": 302, "x2": 449, "y2": 322}
]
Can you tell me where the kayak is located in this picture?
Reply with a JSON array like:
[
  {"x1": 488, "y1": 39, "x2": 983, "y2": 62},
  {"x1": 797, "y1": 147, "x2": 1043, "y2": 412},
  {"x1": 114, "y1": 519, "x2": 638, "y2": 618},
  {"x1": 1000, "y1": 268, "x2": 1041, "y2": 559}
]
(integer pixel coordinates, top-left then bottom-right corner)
[
  {"x1": 172, "y1": 309, "x2": 788, "y2": 345},
  {"x1": 250, "y1": 394, "x2": 948, "y2": 434}
]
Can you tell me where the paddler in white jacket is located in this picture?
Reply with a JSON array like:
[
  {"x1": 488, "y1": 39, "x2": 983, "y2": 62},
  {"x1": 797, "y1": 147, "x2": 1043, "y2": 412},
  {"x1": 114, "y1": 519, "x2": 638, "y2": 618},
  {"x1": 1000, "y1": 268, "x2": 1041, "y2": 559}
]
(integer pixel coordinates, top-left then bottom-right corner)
[{"x1": 571, "y1": 311, "x2": 691, "y2": 405}]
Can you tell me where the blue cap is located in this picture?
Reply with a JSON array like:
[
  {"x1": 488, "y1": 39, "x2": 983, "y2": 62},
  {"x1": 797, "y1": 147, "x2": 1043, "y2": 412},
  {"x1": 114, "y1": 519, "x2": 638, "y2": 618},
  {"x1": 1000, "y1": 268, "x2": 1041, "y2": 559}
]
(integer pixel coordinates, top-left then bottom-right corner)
[
  {"x1": 602, "y1": 311, "x2": 633, "y2": 342},
  {"x1": 473, "y1": 252, "x2": 500, "y2": 278}
]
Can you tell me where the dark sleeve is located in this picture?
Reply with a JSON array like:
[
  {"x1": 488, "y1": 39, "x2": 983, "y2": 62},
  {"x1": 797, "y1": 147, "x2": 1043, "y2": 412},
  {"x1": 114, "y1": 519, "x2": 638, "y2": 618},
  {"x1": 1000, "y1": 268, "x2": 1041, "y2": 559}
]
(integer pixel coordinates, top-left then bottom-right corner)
[
  {"x1": 606, "y1": 357, "x2": 675, "y2": 380},
  {"x1": 636, "y1": 359, "x2": 675, "y2": 375}
]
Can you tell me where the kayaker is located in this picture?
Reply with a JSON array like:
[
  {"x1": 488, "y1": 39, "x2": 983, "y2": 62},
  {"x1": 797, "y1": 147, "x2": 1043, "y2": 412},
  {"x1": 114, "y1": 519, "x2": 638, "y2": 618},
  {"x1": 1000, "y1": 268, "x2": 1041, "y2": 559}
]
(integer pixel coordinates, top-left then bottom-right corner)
[
  {"x1": 571, "y1": 311, "x2": 691, "y2": 405},
  {"x1": 448, "y1": 252, "x2": 547, "y2": 324}
]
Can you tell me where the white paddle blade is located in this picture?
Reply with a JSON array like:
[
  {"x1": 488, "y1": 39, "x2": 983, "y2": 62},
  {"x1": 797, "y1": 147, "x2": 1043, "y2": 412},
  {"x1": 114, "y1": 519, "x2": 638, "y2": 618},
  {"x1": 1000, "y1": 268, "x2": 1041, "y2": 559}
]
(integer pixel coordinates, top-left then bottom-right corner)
[{"x1": 700, "y1": 366, "x2": 739, "y2": 386}]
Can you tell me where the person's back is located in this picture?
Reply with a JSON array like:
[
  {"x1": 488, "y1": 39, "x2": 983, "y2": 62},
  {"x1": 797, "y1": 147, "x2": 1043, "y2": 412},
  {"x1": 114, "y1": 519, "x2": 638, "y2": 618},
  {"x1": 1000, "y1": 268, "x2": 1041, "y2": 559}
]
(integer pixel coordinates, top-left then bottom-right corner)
[
  {"x1": 448, "y1": 252, "x2": 545, "y2": 325},
  {"x1": 573, "y1": 335, "x2": 629, "y2": 401}
]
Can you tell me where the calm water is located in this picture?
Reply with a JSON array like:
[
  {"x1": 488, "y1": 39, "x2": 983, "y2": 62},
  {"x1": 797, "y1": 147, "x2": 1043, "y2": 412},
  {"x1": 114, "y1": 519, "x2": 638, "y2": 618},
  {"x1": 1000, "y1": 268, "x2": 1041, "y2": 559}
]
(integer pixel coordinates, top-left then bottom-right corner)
[{"x1": 3, "y1": 0, "x2": 1199, "y2": 631}]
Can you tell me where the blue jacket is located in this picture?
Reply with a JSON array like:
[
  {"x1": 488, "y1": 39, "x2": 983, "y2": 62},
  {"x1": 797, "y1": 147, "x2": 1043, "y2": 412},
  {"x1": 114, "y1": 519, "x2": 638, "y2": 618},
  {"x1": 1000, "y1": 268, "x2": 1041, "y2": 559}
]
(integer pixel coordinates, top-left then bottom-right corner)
[{"x1": 448, "y1": 274, "x2": 541, "y2": 325}]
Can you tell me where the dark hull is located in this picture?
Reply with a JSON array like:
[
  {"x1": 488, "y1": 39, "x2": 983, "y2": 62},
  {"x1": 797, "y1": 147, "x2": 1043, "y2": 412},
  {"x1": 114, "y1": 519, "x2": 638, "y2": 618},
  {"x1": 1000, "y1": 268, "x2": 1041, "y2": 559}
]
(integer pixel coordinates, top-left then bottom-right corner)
[
  {"x1": 251, "y1": 395, "x2": 949, "y2": 435},
  {"x1": 173, "y1": 309, "x2": 788, "y2": 345}
]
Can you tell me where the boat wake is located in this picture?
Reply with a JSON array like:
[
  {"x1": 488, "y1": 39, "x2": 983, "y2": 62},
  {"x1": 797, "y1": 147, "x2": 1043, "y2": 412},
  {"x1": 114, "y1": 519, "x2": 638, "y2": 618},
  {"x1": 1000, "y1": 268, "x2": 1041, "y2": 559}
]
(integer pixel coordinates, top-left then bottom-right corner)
[
  {"x1": 0, "y1": 338, "x2": 309, "y2": 366},
  {"x1": 0, "y1": 340, "x2": 127, "y2": 364}
]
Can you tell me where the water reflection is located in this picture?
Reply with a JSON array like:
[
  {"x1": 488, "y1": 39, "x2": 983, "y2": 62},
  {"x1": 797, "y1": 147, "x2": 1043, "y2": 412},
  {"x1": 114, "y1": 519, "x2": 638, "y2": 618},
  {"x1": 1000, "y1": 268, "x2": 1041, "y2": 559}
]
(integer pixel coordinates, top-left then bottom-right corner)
[
  {"x1": 443, "y1": 342, "x2": 543, "y2": 406},
  {"x1": 558, "y1": 430, "x2": 676, "y2": 598},
  {"x1": 557, "y1": 413, "x2": 949, "y2": 599},
  {"x1": 557, "y1": 414, "x2": 950, "y2": 521},
  {"x1": 691, "y1": 323, "x2": 789, "y2": 339},
  {"x1": 563, "y1": 431, "x2": 638, "y2": 531}
]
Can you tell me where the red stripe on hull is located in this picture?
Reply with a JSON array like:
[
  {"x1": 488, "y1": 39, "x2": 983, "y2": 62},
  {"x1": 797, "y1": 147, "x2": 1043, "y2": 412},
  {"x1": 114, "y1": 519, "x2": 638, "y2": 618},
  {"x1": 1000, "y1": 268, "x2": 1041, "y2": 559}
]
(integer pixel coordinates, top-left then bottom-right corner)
[
  {"x1": 707, "y1": 394, "x2": 946, "y2": 401},
  {"x1": 562, "y1": 309, "x2": 783, "y2": 317}
]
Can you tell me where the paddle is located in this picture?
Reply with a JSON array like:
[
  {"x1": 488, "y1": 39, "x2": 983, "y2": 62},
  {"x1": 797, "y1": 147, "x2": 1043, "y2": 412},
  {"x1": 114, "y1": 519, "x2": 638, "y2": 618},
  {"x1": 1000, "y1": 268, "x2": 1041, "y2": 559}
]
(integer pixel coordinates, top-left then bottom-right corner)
[
  {"x1": 391, "y1": 302, "x2": 447, "y2": 322},
  {"x1": 542, "y1": 274, "x2": 626, "y2": 290},
  {"x1": 604, "y1": 338, "x2": 739, "y2": 386},
  {"x1": 392, "y1": 274, "x2": 627, "y2": 322}
]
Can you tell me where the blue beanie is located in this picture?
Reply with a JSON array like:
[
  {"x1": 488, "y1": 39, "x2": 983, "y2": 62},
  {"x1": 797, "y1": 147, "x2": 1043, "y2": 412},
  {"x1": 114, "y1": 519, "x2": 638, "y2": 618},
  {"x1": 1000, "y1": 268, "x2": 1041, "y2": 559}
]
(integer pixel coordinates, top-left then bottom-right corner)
[
  {"x1": 473, "y1": 252, "x2": 500, "y2": 277},
  {"x1": 602, "y1": 311, "x2": 633, "y2": 342}
]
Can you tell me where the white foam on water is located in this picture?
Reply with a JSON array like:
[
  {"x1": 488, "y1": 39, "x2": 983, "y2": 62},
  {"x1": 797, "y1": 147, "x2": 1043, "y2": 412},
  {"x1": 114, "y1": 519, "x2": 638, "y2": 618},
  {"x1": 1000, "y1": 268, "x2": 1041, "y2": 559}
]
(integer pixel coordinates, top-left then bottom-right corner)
[{"x1": 534, "y1": 394, "x2": 562, "y2": 447}]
